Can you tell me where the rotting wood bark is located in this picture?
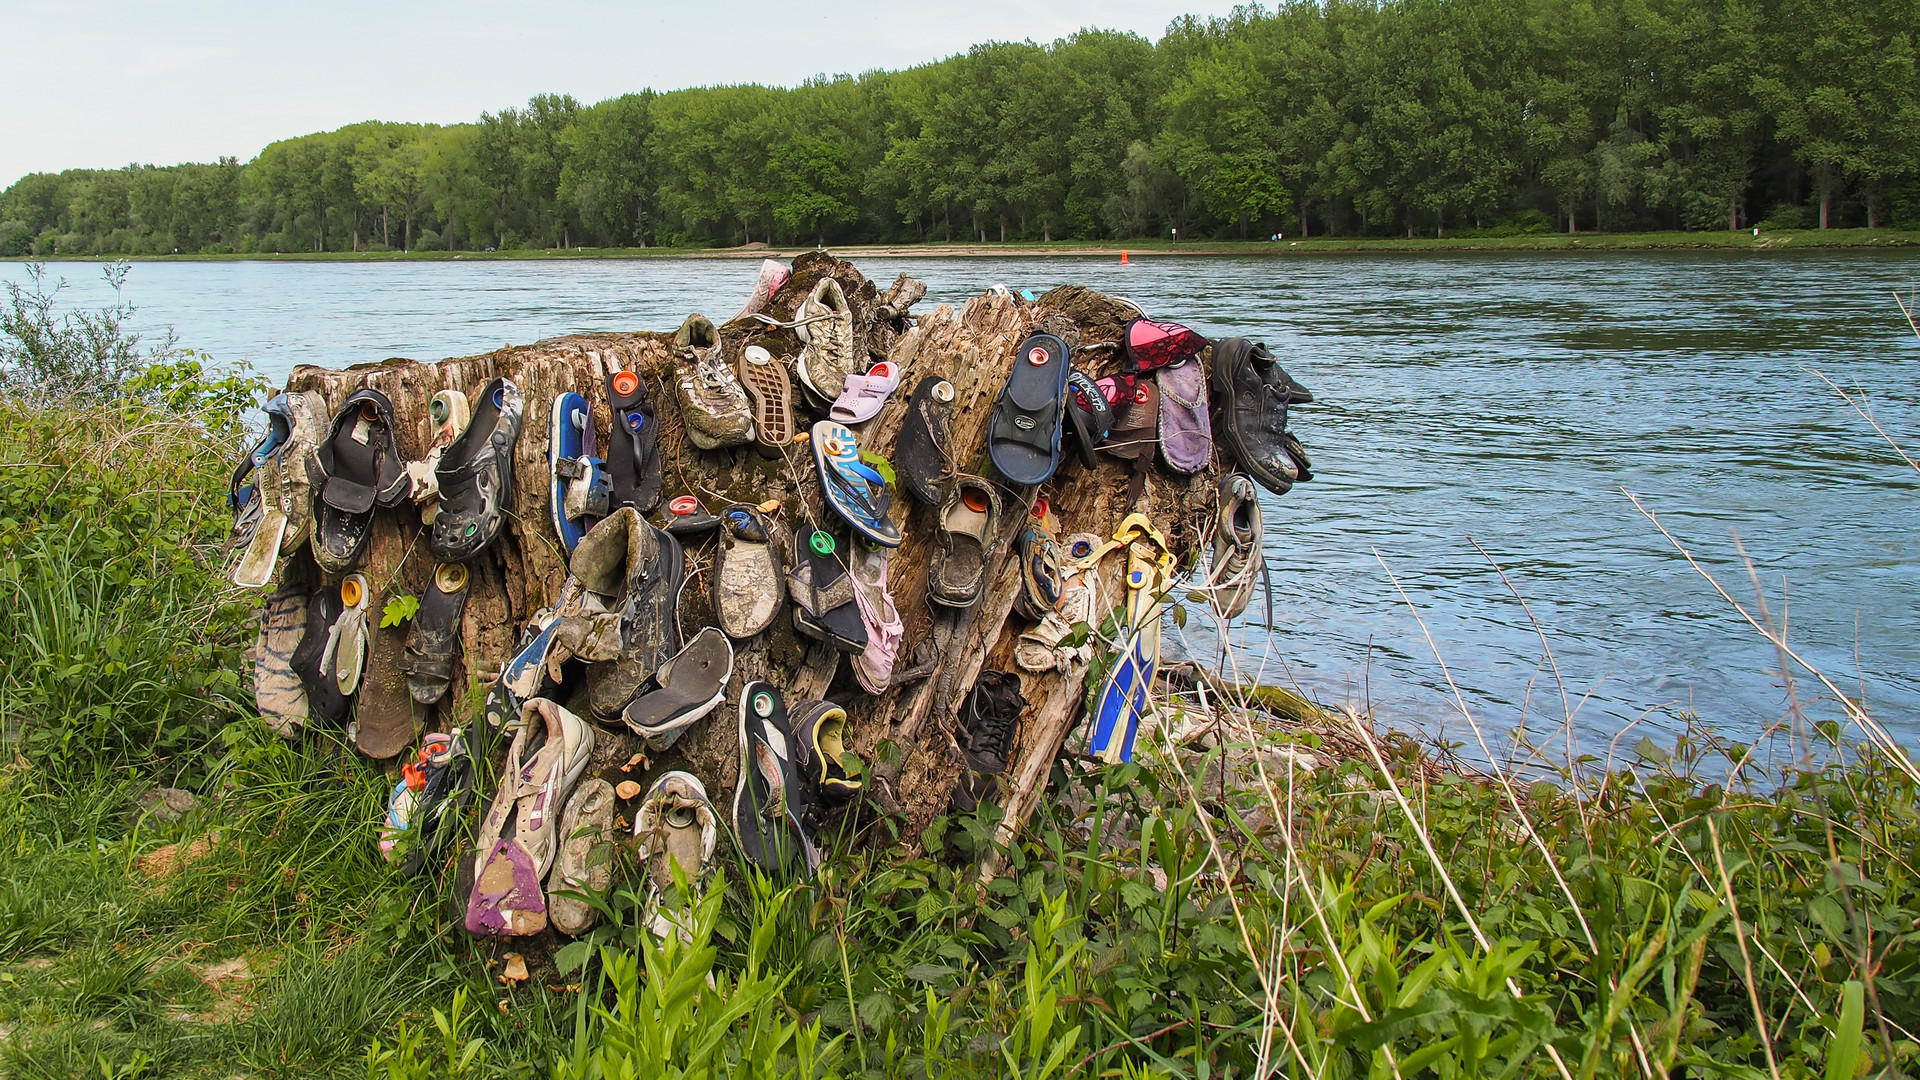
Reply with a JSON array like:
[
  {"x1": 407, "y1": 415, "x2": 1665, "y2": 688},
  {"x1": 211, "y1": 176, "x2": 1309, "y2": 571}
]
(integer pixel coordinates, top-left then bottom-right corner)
[{"x1": 272, "y1": 251, "x2": 1219, "y2": 903}]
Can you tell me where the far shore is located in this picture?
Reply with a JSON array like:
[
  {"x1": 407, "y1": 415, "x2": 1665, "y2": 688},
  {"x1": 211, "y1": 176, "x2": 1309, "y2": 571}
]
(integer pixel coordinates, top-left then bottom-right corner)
[{"x1": 12, "y1": 227, "x2": 1919, "y2": 263}]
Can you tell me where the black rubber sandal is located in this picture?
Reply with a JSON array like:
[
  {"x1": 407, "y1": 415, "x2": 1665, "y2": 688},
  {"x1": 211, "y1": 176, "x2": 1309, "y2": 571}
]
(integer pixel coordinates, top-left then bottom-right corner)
[
  {"x1": 787, "y1": 527, "x2": 867, "y2": 654},
  {"x1": 987, "y1": 333, "x2": 1071, "y2": 486},
  {"x1": 894, "y1": 376, "x2": 956, "y2": 506},
  {"x1": 607, "y1": 370, "x2": 662, "y2": 513},
  {"x1": 403, "y1": 561, "x2": 471, "y2": 705},
  {"x1": 312, "y1": 389, "x2": 409, "y2": 574}
]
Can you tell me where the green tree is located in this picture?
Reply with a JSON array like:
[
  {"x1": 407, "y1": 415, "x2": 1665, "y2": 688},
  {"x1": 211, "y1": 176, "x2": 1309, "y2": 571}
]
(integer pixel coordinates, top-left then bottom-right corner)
[
  {"x1": 769, "y1": 135, "x2": 858, "y2": 245},
  {"x1": 1160, "y1": 41, "x2": 1289, "y2": 236},
  {"x1": 559, "y1": 92, "x2": 656, "y2": 246}
]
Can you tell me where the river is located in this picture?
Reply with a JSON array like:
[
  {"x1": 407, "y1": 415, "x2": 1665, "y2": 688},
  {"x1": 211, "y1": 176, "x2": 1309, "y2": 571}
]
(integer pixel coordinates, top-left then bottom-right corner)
[{"x1": 9, "y1": 252, "x2": 1919, "y2": 766}]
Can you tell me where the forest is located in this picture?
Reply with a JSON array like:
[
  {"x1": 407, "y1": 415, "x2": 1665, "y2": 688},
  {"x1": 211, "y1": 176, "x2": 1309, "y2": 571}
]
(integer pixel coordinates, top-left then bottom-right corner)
[{"x1": 4, "y1": 0, "x2": 1918, "y2": 256}]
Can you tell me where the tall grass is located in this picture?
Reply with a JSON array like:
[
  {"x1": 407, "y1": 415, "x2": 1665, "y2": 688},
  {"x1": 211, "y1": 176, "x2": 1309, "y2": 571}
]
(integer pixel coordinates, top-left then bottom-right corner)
[{"x1": 0, "y1": 386, "x2": 260, "y2": 785}]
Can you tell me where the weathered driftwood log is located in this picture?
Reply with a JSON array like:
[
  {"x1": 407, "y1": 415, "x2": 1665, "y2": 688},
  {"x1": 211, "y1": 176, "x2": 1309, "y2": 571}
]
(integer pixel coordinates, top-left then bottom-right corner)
[{"x1": 277, "y1": 252, "x2": 1218, "y2": 873}]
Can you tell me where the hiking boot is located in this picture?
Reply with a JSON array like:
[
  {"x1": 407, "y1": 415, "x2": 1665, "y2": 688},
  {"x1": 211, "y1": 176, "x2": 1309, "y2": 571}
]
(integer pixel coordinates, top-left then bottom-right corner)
[
  {"x1": 951, "y1": 670, "x2": 1025, "y2": 813},
  {"x1": 569, "y1": 507, "x2": 685, "y2": 720},
  {"x1": 1209, "y1": 338, "x2": 1312, "y2": 497},
  {"x1": 673, "y1": 314, "x2": 754, "y2": 450},
  {"x1": 633, "y1": 770, "x2": 718, "y2": 939},
  {"x1": 793, "y1": 277, "x2": 858, "y2": 402},
  {"x1": 1202, "y1": 474, "x2": 1263, "y2": 618}
]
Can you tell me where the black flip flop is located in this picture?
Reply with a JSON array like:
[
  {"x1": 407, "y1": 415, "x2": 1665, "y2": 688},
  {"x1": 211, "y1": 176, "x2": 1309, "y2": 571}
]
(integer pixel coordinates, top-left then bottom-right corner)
[
  {"x1": 291, "y1": 579, "x2": 351, "y2": 727},
  {"x1": 733, "y1": 681, "x2": 818, "y2": 873},
  {"x1": 987, "y1": 334, "x2": 1071, "y2": 486},
  {"x1": 787, "y1": 527, "x2": 867, "y2": 654},
  {"x1": 607, "y1": 370, "x2": 662, "y2": 514},
  {"x1": 402, "y1": 562, "x2": 471, "y2": 705},
  {"x1": 894, "y1": 376, "x2": 955, "y2": 506}
]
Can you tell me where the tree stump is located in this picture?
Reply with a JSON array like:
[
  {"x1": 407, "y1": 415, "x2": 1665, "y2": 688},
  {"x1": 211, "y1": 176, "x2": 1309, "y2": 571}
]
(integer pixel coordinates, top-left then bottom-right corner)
[{"x1": 274, "y1": 251, "x2": 1217, "y2": 865}]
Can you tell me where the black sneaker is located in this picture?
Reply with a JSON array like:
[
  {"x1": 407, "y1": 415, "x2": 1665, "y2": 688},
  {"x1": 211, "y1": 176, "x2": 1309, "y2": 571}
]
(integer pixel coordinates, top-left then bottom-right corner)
[
  {"x1": 790, "y1": 699, "x2": 863, "y2": 808},
  {"x1": 950, "y1": 670, "x2": 1026, "y2": 814}
]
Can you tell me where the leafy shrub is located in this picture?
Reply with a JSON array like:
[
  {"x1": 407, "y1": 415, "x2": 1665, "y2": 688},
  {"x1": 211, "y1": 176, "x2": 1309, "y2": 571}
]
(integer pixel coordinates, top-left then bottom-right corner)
[
  {"x1": 1759, "y1": 203, "x2": 1813, "y2": 230},
  {"x1": 0, "y1": 264, "x2": 264, "y2": 784}
]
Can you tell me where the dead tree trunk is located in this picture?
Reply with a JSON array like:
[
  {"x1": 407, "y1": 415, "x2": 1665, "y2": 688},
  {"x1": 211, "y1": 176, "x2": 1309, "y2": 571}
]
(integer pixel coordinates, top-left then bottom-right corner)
[{"x1": 276, "y1": 252, "x2": 1214, "y2": 855}]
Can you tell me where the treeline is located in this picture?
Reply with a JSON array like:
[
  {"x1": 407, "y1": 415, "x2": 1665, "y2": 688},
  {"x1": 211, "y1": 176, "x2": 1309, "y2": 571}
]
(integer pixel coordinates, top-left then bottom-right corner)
[{"x1": 5, "y1": 0, "x2": 1919, "y2": 257}]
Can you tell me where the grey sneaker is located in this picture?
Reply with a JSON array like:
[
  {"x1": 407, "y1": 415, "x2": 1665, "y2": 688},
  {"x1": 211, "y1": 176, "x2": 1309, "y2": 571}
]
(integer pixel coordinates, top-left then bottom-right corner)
[
  {"x1": 793, "y1": 277, "x2": 857, "y2": 402},
  {"x1": 673, "y1": 315, "x2": 753, "y2": 450},
  {"x1": 1203, "y1": 473, "x2": 1263, "y2": 618},
  {"x1": 547, "y1": 778, "x2": 616, "y2": 937}
]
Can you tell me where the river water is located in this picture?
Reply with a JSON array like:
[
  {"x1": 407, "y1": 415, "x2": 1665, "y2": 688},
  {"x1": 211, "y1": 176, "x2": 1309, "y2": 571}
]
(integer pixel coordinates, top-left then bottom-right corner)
[{"x1": 10, "y1": 252, "x2": 1920, "y2": 764}]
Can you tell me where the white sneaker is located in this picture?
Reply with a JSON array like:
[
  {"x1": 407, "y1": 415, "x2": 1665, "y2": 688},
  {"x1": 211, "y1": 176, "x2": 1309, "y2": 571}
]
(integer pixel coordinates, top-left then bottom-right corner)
[{"x1": 794, "y1": 277, "x2": 858, "y2": 401}]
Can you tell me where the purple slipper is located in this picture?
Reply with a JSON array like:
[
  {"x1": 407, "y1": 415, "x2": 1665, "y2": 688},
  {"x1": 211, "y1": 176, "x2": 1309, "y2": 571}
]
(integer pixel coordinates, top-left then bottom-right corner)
[{"x1": 1156, "y1": 356, "x2": 1213, "y2": 475}]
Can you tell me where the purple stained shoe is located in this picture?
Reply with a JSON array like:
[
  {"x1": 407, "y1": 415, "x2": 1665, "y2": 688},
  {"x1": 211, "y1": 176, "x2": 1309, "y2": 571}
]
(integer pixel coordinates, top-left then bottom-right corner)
[
  {"x1": 1156, "y1": 355, "x2": 1213, "y2": 475},
  {"x1": 465, "y1": 697, "x2": 596, "y2": 937}
]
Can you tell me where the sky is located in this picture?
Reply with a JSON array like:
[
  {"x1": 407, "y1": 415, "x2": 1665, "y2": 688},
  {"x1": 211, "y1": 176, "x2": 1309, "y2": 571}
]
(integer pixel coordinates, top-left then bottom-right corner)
[{"x1": 3, "y1": 0, "x2": 1235, "y2": 187}]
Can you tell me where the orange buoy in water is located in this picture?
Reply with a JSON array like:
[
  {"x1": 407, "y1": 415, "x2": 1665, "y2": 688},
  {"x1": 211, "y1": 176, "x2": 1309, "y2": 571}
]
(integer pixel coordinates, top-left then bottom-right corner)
[{"x1": 1120, "y1": 250, "x2": 1129, "y2": 264}]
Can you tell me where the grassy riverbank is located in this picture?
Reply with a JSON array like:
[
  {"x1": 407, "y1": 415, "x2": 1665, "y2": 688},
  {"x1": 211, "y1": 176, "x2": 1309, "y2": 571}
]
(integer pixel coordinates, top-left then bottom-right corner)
[
  {"x1": 2, "y1": 294, "x2": 1917, "y2": 1077},
  {"x1": 17, "y1": 228, "x2": 1920, "y2": 263}
]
